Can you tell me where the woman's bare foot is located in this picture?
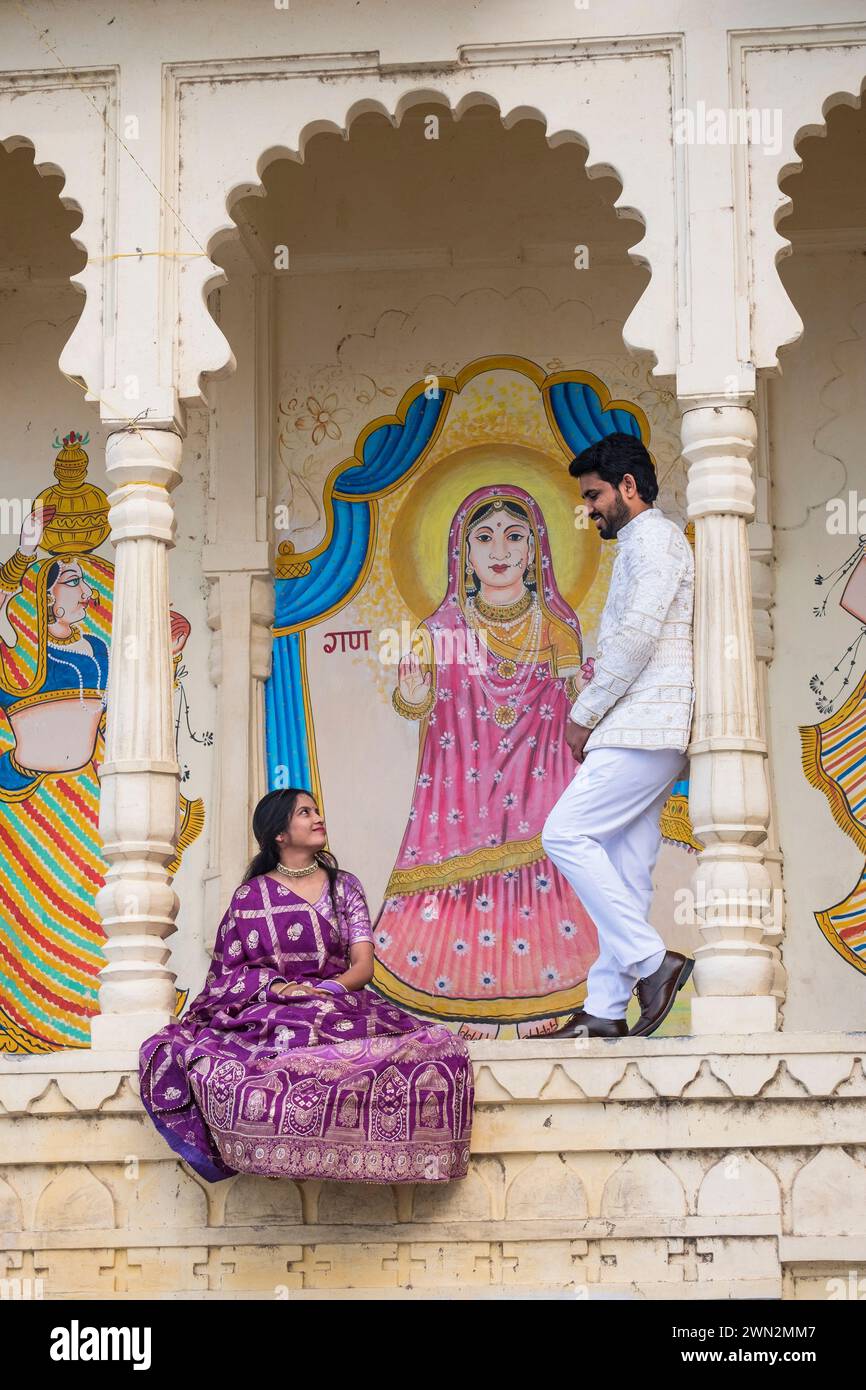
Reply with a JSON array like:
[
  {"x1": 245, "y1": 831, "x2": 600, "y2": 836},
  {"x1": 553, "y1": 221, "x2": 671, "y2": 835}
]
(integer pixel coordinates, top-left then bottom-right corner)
[
  {"x1": 457, "y1": 1020, "x2": 500, "y2": 1040},
  {"x1": 517, "y1": 1016, "x2": 561, "y2": 1038}
]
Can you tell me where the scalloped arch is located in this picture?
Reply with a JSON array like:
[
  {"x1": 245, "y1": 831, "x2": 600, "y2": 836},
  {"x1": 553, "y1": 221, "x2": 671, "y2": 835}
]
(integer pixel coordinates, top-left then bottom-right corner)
[{"x1": 172, "y1": 54, "x2": 675, "y2": 404}]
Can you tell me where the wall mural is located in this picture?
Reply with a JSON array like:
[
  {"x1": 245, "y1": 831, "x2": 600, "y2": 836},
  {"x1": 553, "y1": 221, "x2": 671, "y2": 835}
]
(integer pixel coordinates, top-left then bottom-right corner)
[
  {"x1": 267, "y1": 356, "x2": 698, "y2": 1037},
  {"x1": 800, "y1": 538, "x2": 866, "y2": 973},
  {"x1": 0, "y1": 432, "x2": 207, "y2": 1054}
]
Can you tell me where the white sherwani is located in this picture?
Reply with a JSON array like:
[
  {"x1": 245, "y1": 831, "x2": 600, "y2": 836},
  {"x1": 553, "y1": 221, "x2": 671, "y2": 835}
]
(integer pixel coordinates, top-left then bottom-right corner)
[
  {"x1": 541, "y1": 507, "x2": 695, "y2": 1021},
  {"x1": 569, "y1": 507, "x2": 695, "y2": 751}
]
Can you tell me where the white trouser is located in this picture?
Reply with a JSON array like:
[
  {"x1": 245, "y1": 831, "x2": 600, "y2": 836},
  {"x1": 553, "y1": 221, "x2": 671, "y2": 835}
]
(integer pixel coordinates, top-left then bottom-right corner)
[{"x1": 541, "y1": 745, "x2": 687, "y2": 1020}]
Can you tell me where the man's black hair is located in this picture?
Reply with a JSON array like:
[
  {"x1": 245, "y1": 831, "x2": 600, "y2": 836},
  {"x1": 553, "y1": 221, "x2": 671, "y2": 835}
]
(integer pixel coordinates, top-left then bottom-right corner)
[{"x1": 568, "y1": 431, "x2": 659, "y2": 504}]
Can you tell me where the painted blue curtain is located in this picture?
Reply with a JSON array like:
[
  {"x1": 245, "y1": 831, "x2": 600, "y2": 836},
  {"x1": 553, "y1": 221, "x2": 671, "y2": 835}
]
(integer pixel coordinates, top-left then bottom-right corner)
[
  {"x1": 547, "y1": 379, "x2": 642, "y2": 456},
  {"x1": 266, "y1": 390, "x2": 446, "y2": 790}
]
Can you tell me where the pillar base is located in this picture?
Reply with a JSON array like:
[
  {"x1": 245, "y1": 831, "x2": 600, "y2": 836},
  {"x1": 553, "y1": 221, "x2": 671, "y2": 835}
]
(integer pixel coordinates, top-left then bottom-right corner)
[
  {"x1": 90, "y1": 1011, "x2": 172, "y2": 1052},
  {"x1": 690, "y1": 995, "x2": 778, "y2": 1035}
]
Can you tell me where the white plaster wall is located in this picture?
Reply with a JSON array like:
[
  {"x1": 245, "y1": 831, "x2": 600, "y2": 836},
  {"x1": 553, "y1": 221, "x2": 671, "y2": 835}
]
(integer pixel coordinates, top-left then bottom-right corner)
[
  {"x1": 769, "y1": 246, "x2": 866, "y2": 1031},
  {"x1": 271, "y1": 254, "x2": 699, "y2": 990}
]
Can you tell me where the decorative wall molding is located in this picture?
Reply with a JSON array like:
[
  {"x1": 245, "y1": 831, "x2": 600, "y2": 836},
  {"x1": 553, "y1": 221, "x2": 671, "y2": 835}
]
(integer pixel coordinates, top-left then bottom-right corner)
[
  {"x1": 1, "y1": 1037, "x2": 864, "y2": 1297},
  {"x1": 0, "y1": 65, "x2": 116, "y2": 405},
  {"x1": 163, "y1": 39, "x2": 683, "y2": 405}
]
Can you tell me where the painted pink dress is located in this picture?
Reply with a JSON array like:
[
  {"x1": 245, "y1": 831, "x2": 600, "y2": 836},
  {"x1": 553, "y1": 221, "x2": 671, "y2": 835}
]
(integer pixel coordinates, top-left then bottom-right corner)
[
  {"x1": 371, "y1": 483, "x2": 600, "y2": 1027},
  {"x1": 139, "y1": 871, "x2": 473, "y2": 1184}
]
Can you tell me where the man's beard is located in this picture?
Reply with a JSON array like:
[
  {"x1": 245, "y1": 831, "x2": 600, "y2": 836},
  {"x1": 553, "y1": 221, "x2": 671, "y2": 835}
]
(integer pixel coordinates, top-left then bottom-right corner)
[{"x1": 598, "y1": 493, "x2": 632, "y2": 539}]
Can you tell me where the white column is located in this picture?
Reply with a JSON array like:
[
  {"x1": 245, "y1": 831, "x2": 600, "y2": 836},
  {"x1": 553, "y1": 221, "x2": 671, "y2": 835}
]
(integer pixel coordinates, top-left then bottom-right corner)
[
  {"x1": 91, "y1": 427, "x2": 183, "y2": 1049},
  {"x1": 202, "y1": 565, "x2": 274, "y2": 946},
  {"x1": 750, "y1": 381, "x2": 787, "y2": 1005},
  {"x1": 200, "y1": 270, "x2": 275, "y2": 943},
  {"x1": 682, "y1": 401, "x2": 777, "y2": 1034}
]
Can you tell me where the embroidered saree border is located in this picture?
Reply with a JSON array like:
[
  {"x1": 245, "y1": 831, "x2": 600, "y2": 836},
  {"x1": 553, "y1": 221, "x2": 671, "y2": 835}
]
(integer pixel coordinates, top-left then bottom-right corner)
[
  {"x1": 385, "y1": 833, "x2": 548, "y2": 894},
  {"x1": 371, "y1": 959, "x2": 587, "y2": 1021}
]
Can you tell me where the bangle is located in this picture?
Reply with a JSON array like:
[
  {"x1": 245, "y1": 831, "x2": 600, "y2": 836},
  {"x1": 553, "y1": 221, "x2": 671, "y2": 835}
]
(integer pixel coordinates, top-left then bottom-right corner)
[
  {"x1": 317, "y1": 979, "x2": 349, "y2": 996},
  {"x1": 392, "y1": 684, "x2": 434, "y2": 721},
  {"x1": 0, "y1": 549, "x2": 30, "y2": 593}
]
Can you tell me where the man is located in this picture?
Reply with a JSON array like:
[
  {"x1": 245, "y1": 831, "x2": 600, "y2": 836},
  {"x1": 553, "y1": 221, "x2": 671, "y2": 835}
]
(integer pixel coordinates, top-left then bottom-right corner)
[{"x1": 540, "y1": 432, "x2": 695, "y2": 1038}]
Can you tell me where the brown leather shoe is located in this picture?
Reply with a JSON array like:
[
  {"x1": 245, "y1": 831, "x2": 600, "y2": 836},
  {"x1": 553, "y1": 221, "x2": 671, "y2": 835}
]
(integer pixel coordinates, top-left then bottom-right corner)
[
  {"x1": 549, "y1": 1008, "x2": 628, "y2": 1039},
  {"x1": 628, "y1": 951, "x2": 694, "y2": 1037}
]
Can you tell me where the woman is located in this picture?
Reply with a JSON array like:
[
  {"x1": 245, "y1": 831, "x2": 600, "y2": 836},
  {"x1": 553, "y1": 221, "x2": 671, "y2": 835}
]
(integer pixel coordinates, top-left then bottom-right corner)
[
  {"x1": 0, "y1": 499, "x2": 113, "y2": 1051},
  {"x1": 139, "y1": 788, "x2": 474, "y2": 1184},
  {"x1": 372, "y1": 483, "x2": 600, "y2": 1037}
]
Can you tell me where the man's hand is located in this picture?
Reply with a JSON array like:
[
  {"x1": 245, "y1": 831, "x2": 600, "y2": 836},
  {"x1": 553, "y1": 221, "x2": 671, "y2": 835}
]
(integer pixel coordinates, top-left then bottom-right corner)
[{"x1": 565, "y1": 719, "x2": 591, "y2": 763}]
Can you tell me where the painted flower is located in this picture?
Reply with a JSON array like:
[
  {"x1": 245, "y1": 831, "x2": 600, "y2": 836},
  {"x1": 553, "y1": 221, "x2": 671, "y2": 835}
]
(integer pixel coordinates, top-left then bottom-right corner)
[
  {"x1": 246, "y1": 930, "x2": 259, "y2": 949},
  {"x1": 581, "y1": 656, "x2": 596, "y2": 684},
  {"x1": 428, "y1": 811, "x2": 439, "y2": 825},
  {"x1": 466, "y1": 767, "x2": 481, "y2": 784},
  {"x1": 294, "y1": 392, "x2": 349, "y2": 445},
  {"x1": 479, "y1": 970, "x2": 497, "y2": 988},
  {"x1": 531, "y1": 765, "x2": 547, "y2": 781},
  {"x1": 447, "y1": 808, "x2": 464, "y2": 825},
  {"x1": 420, "y1": 902, "x2": 438, "y2": 922},
  {"x1": 519, "y1": 904, "x2": 533, "y2": 919},
  {"x1": 502, "y1": 792, "x2": 517, "y2": 809},
  {"x1": 418, "y1": 773, "x2": 433, "y2": 789},
  {"x1": 375, "y1": 933, "x2": 393, "y2": 954},
  {"x1": 558, "y1": 919, "x2": 577, "y2": 939},
  {"x1": 448, "y1": 883, "x2": 466, "y2": 900},
  {"x1": 502, "y1": 868, "x2": 519, "y2": 885},
  {"x1": 492, "y1": 769, "x2": 503, "y2": 784},
  {"x1": 540, "y1": 965, "x2": 561, "y2": 986},
  {"x1": 513, "y1": 938, "x2": 530, "y2": 955},
  {"x1": 228, "y1": 940, "x2": 242, "y2": 957},
  {"x1": 535, "y1": 873, "x2": 552, "y2": 893},
  {"x1": 475, "y1": 894, "x2": 494, "y2": 913},
  {"x1": 476, "y1": 706, "x2": 491, "y2": 721},
  {"x1": 498, "y1": 736, "x2": 514, "y2": 753},
  {"x1": 486, "y1": 833, "x2": 499, "y2": 847},
  {"x1": 407, "y1": 949, "x2": 424, "y2": 968},
  {"x1": 439, "y1": 732, "x2": 455, "y2": 750},
  {"x1": 518, "y1": 820, "x2": 530, "y2": 834},
  {"x1": 453, "y1": 939, "x2": 469, "y2": 955},
  {"x1": 164, "y1": 1086, "x2": 182, "y2": 1100},
  {"x1": 478, "y1": 926, "x2": 496, "y2": 946},
  {"x1": 434, "y1": 976, "x2": 453, "y2": 992},
  {"x1": 478, "y1": 805, "x2": 489, "y2": 819},
  {"x1": 539, "y1": 704, "x2": 554, "y2": 721},
  {"x1": 527, "y1": 735, "x2": 538, "y2": 749}
]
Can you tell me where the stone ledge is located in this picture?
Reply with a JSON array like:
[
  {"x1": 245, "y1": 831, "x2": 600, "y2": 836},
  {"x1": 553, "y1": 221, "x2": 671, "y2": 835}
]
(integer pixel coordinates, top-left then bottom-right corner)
[{"x1": 1, "y1": 1034, "x2": 864, "y2": 1297}]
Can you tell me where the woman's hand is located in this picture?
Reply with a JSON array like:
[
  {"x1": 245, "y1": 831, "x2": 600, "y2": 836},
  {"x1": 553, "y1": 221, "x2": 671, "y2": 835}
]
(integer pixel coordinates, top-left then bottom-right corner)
[
  {"x1": 398, "y1": 652, "x2": 432, "y2": 706},
  {"x1": 19, "y1": 502, "x2": 56, "y2": 556},
  {"x1": 272, "y1": 980, "x2": 329, "y2": 998}
]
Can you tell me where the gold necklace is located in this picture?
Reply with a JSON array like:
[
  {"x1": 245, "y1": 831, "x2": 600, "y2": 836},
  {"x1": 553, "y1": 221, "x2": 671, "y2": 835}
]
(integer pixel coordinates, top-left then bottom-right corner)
[
  {"x1": 472, "y1": 589, "x2": 533, "y2": 624},
  {"x1": 276, "y1": 859, "x2": 320, "y2": 879},
  {"x1": 47, "y1": 625, "x2": 82, "y2": 646}
]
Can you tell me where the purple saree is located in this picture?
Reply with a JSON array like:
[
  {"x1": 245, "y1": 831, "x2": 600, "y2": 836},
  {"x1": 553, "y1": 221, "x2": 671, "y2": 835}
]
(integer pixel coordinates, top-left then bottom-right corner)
[{"x1": 139, "y1": 871, "x2": 473, "y2": 1184}]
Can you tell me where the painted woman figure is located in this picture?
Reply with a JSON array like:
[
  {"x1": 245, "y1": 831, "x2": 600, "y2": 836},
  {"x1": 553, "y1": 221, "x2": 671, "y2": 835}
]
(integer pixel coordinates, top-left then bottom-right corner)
[
  {"x1": 0, "y1": 498, "x2": 114, "y2": 1051},
  {"x1": 140, "y1": 788, "x2": 473, "y2": 1183},
  {"x1": 372, "y1": 483, "x2": 600, "y2": 1037}
]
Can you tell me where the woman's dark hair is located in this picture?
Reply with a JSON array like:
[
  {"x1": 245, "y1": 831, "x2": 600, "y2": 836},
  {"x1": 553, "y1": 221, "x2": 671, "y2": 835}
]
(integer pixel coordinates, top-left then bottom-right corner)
[
  {"x1": 464, "y1": 498, "x2": 536, "y2": 595},
  {"x1": 568, "y1": 432, "x2": 659, "y2": 504},
  {"x1": 243, "y1": 788, "x2": 339, "y2": 904}
]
